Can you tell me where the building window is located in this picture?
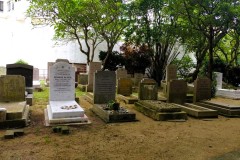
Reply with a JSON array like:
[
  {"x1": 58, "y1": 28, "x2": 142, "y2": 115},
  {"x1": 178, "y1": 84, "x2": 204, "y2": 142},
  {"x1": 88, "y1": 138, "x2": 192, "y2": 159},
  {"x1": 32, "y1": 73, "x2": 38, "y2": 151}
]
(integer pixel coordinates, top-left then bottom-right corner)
[
  {"x1": 7, "y1": 1, "x2": 11, "y2": 11},
  {"x1": 0, "y1": 1, "x2": 3, "y2": 12}
]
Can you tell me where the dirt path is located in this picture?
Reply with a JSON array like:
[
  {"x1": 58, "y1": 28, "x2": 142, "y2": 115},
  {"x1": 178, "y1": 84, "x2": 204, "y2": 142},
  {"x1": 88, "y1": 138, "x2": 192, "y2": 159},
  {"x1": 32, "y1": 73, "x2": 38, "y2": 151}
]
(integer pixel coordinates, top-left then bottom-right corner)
[{"x1": 0, "y1": 96, "x2": 240, "y2": 160}]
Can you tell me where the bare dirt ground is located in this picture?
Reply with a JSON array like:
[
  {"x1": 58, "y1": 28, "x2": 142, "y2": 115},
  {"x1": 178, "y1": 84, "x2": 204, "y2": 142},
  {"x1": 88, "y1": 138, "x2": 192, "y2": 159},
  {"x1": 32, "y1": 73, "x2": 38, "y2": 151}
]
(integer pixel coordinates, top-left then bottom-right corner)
[{"x1": 1, "y1": 96, "x2": 240, "y2": 160}]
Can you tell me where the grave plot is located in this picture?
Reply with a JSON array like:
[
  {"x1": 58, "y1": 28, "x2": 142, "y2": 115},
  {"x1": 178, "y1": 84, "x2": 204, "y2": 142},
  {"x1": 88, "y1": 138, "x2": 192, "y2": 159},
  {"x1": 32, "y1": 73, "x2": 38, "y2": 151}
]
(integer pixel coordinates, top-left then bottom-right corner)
[
  {"x1": 44, "y1": 60, "x2": 90, "y2": 126},
  {"x1": 196, "y1": 101, "x2": 240, "y2": 117},
  {"x1": 173, "y1": 103, "x2": 218, "y2": 118},
  {"x1": 91, "y1": 71, "x2": 137, "y2": 123},
  {"x1": 116, "y1": 78, "x2": 138, "y2": 104},
  {"x1": 134, "y1": 78, "x2": 187, "y2": 121},
  {"x1": 135, "y1": 100, "x2": 187, "y2": 121},
  {"x1": 0, "y1": 75, "x2": 29, "y2": 129}
]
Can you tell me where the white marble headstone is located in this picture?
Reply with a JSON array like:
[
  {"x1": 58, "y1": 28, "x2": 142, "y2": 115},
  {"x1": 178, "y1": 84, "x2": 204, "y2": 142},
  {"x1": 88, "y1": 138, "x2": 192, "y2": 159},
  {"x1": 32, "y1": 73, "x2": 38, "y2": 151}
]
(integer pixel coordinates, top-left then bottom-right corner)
[{"x1": 50, "y1": 61, "x2": 75, "y2": 101}]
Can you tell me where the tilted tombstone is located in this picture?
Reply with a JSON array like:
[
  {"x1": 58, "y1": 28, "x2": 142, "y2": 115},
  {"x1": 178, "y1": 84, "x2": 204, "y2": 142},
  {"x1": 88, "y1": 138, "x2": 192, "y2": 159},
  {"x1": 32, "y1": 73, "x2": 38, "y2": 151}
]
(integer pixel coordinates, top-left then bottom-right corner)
[
  {"x1": 193, "y1": 77, "x2": 211, "y2": 103},
  {"x1": 138, "y1": 78, "x2": 158, "y2": 100},
  {"x1": 167, "y1": 80, "x2": 187, "y2": 104},
  {"x1": 117, "y1": 78, "x2": 132, "y2": 96},
  {"x1": 0, "y1": 75, "x2": 25, "y2": 102},
  {"x1": 87, "y1": 62, "x2": 101, "y2": 92},
  {"x1": 93, "y1": 71, "x2": 116, "y2": 104},
  {"x1": 6, "y1": 64, "x2": 33, "y2": 88}
]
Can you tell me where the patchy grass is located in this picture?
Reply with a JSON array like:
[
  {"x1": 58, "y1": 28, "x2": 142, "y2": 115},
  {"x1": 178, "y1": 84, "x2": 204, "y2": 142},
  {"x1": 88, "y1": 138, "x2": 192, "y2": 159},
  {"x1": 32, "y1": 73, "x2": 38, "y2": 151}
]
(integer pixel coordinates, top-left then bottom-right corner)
[{"x1": 75, "y1": 87, "x2": 86, "y2": 97}]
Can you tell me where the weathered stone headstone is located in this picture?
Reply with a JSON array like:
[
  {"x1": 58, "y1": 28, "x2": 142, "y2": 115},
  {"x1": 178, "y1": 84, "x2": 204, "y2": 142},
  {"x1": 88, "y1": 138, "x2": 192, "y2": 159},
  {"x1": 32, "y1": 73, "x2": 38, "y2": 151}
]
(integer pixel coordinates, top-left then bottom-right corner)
[
  {"x1": 47, "y1": 62, "x2": 55, "y2": 82},
  {"x1": 193, "y1": 77, "x2": 211, "y2": 103},
  {"x1": 134, "y1": 73, "x2": 144, "y2": 86},
  {"x1": 138, "y1": 78, "x2": 158, "y2": 100},
  {"x1": 166, "y1": 64, "x2": 177, "y2": 82},
  {"x1": 116, "y1": 68, "x2": 127, "y2": 80},
  {"x1": 117, "y1": 78, "x2": 132, "y2": 96},
  {"x1": 78, "y1": 73, "x2": 88, "y2": 85},
  {"x1": 6, "y1": 64, "x2": 33, "y2": 88},
  {"x1": 87, "y1": 62, "x2": 101, "y2": 92},
  {"x1": 0, "y1": 75, "x2": 25, "y2": 102},
  {"x1": 0, "y1": 67, "x2": 6, "y2": 76},
  {"x1": 214, "y1": 72, "x2": 223, "y2": 89},
  {"x1": 46, "y1": 60, "x2": 89, "y2": 125},
  {"x1": 93, "y1": 71, "x2": 116, "y2": 104},
  {"x1": 167, "y1": 80, "x2": 187, "y2": 104},
  {"x1": 33, "y1": 68, "x2": 39, "y2": 81}
]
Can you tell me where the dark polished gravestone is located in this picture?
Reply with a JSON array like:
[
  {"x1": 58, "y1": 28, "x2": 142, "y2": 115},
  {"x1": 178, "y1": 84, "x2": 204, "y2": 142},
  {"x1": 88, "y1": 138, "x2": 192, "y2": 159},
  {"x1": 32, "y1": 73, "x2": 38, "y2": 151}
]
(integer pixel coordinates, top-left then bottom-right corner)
[
  {"x1": 0, "y1": 75, "x2": 30, "y2": 129},
  {"x1": 91, "y1": 71, "x2": 137, "y2": 123},
  {"x1": 6, "y1": 64, "x2": 33, "y2": 88},
  {"x1": 135, "y1": 78, "x2": 187, "y2": 121},
  {"x1": 117, "y1": 78, "x2": 138, "y2": 104}
]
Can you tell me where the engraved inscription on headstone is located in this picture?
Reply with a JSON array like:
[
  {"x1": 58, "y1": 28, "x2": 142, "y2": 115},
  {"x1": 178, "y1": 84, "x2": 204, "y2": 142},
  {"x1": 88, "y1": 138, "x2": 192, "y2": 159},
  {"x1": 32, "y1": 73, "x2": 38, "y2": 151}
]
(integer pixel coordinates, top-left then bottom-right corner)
[
  {"x1": 193, "y1": 77, "x2": 211, "y2": 103},
  {"x1": 167, "y1": 80, "x2": 187, "y2": 104},
  {"x1": 138, "y1": 78, "x2": 158, "y2": 100},
  {"x1": 117, "y1": 78, "x2": 132, "y2": 96},
  {"x1": 93, "y1": 71, "x2": 116, "y2": 104},
  {"x1": 50, "y1": 61, "x2": 75, "y2": 101},
  {"x1": 0, "y1": 75, "x2": 25, "y2": 102}
]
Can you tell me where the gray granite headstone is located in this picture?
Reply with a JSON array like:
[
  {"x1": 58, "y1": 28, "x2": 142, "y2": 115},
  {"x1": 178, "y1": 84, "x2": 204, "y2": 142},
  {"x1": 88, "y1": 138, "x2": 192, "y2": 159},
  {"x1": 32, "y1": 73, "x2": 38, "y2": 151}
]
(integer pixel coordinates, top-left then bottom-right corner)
[
  {"x1": 167, "y1": 80, "x2": 187, "y2": 104},
  {"x1": 214, "y1": 72, "x2": 223, "y2": 89},
  {"x1": 138, "y1": 78, "x2": 158, "y2": 100},
  {"x1": 87, "y1": 62, "x2": 101, "y2": 92},
  {"x1": 166, "y1": 64, "x2": 177, "y2": 82},
  {"x1": 193, "y1": 77, "x2": 211, "y2": 103},
  {"x1": 117, "y1": 78, "x2": 132, "y2": 96},
  {"x1": 93, "y1": 71, "x2": 116, "y2": 104},
  {"x1": 47, "y1": 62, "x2": 55, "y2": 81},
  {"x1": 0, "y1": 75, "x2": 25, "y2": 102},
  {"x1": 50, "y1": 61, "x2": 75, "y2": 101}
]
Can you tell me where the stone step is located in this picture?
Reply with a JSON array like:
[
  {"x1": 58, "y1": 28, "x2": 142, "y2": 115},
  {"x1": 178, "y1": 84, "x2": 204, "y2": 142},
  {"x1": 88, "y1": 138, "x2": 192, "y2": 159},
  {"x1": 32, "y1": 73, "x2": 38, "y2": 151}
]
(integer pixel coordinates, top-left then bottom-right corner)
[
  {"x1": 196, "y1": 102, "x2": 240, "y2": 117},
  {"x1": 173, "y1": 103, "x2": 218, "y2": 118}
]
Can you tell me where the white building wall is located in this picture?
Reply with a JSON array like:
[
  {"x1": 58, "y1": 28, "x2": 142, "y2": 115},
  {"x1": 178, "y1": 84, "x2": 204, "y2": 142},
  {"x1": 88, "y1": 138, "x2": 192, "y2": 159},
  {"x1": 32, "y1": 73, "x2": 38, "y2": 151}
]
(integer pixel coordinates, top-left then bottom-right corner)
[{"x1": 0, "y1": 0, "x2": 121, "y2": 70}]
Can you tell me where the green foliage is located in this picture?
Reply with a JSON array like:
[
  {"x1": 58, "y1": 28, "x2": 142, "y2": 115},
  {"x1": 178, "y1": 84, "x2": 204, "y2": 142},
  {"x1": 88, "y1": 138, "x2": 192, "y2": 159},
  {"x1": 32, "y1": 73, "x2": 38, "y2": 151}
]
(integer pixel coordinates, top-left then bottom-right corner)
[
  {"x1": 15, "y1": 59, "x2": 28, "y2": 65},
  {"x1": 99, "y1": 51, "x2": 125, "y2": 71},
  {"x1": 172, "y1": 55, "x2": 195, "y2": 80},
  {"x1": 120, "y1": 43, "x2": 152, "y2": 74}
]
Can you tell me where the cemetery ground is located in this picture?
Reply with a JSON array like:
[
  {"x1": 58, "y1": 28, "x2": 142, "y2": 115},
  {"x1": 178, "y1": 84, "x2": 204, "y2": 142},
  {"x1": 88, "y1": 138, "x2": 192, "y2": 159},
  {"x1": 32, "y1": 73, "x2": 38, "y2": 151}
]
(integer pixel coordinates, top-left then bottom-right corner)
[{"x1": 1, "y1": 88, "x2": 240, "y2": 160}]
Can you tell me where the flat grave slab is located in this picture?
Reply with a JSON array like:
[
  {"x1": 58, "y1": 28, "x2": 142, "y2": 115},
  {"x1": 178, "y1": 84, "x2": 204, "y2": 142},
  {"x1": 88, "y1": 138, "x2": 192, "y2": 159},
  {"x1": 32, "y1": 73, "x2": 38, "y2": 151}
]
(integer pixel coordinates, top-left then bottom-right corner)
[
  {"x1": 45, "y1": 107, "x2": 90, "y2": 126},
  {"x1": 135, "y1": 100, "x2": 187, "y2": 121},
  {"x1": 117, "y1": 94, "x2": 138, "y2": 104},
  {"x1": 92, "y1": 104, "x2": 136, "y2": 123},
  {"x1": 84, "y1": 92, "x2": 93, "y2": 104},
  {"x1": 173, "y1": 103, "x2": 218, "y2": 118},
  {"x1": 0, "y1": 102, "x2": 29, "y2": 129},
  {"x1": 49, "y1": 101, "x2": 84, "y2": 118},
  {"x1": 196, "y1": 100, "x2": 240, "y2": 117}
]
